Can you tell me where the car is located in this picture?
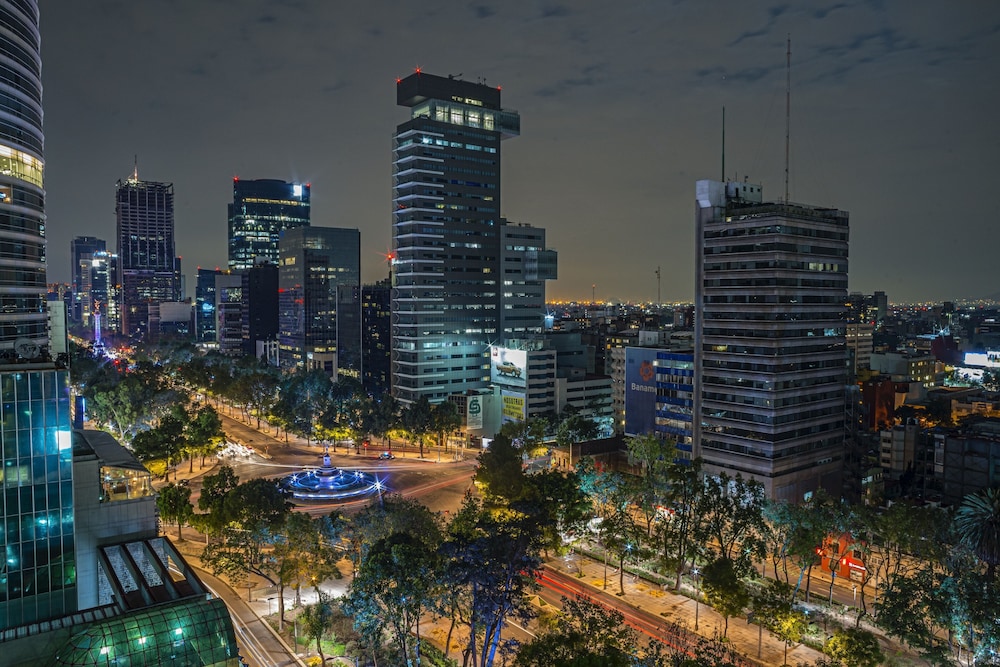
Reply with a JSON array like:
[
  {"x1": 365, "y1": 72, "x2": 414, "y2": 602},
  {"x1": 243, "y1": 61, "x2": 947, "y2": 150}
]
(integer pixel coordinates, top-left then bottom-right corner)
[
  {"x1": 378, "y1": 452, "x2": 395, "y2": 460},
  {"x1": 178, "y1": 479, "x2": 189, "y2": 487}
]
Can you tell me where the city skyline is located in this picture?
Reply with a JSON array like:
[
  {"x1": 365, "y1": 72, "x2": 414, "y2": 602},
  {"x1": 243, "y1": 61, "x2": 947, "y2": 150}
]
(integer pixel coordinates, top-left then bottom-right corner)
[{"x1": 40, "y1": 1, "x2": 999, "y2": 304}]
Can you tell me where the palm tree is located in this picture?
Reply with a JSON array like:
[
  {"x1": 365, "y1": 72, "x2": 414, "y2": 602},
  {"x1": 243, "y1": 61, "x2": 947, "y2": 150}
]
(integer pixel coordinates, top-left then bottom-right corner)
[{"x1": 954, "y1": 487, "x2": 1000, "y2": 580}]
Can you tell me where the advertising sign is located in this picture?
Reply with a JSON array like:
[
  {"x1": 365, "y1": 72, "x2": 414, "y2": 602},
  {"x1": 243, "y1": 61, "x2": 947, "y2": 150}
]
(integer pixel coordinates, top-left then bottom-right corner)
[
  {"x1": 624, "y1": 347, "x2": 658, "y2": 436},
  {"x1": 490, "y1": 346, "x2": 527, "y2": 389},
  {"x1": 501, "y1": 391, "x2": 525, "y2": 423},
  {"x1": 467, "y1": 395, "x2": 484, "y2": 430}
]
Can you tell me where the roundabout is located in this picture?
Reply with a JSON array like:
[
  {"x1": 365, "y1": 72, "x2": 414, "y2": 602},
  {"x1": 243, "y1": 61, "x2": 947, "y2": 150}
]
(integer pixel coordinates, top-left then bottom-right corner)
[{"x1": 277, "y1": 447, "x2": 386, "y2": 503}]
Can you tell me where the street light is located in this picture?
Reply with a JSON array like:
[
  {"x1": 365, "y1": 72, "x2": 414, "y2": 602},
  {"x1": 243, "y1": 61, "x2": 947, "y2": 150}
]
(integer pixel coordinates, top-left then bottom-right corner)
[{"x1": 692, "y1": 567, "x2": 701, "y2": 632}]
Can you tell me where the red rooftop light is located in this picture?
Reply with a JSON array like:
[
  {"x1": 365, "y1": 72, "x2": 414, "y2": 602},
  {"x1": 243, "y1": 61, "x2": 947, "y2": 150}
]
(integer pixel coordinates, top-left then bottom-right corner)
[
  {"x1": 396, "y1": 77, "x2": 401, "y2": 84},
  {"x1": 415, "y1": 67, "x2": 422, "y2": 74}
]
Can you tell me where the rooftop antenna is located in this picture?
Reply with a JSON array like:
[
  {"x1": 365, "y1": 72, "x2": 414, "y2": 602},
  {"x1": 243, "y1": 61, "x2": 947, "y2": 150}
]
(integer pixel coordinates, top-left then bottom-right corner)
[
  {"x1": 721, "y1": 106, "x2": 726, "y2": 182},
  {"x1": 784, "y1": 35, "x2": 791, "y2": 203},
  {"x1": 655, "y1": 266, "x2": 661, "y2": 304},
  {"x1": 132, "y1": 154, "x2": 139, "y2": 181}
]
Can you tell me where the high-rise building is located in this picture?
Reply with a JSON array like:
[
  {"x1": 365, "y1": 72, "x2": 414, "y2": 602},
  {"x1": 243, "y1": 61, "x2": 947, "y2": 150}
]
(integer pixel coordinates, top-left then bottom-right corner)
[
  {"x1": 693, "y1": 180, "x2": 849, "y2": 502},
  {"x1": 392, "y1": 71, "x2": 556, "y2": 405},
  {"x1": 116, "y1": 175, "x2": 179, "y2": 340},
  {"x1": 228, "y1": 178, "x2": 310, "y2": 271},
  {"x1": 361, "y1": 280, "x2": 391, "y2": 396},
  {"x1": 241, "y1": 261, "x2": 279, "y2": 358},
  {"x1": 278, "y1": 227, "x2": 360, "y2": 376},
  {"x1": 70, "y1": 236, "x2": 105, "y2": 322},
  {"x1": 86, "y1": 250, "x2": 119, "y2": 339},
  {"x1": 195, "y1": 268, "x2": 223, "y2": 344},
  {"x1": 0, "y1": 0, "x2": 78, "y2": 628}
]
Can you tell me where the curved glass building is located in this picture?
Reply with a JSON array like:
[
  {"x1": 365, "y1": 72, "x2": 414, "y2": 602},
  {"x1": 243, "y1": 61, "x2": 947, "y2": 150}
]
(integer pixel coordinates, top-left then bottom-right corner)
[{"x1": 0, "y1": 0, "x2": 46, "y2": 361}]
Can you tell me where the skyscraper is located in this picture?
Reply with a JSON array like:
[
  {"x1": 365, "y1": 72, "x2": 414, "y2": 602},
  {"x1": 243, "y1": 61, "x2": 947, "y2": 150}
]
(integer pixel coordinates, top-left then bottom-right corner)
[
  {"x1": 228, "y1": 178, "x2": 310, "y2": 271},
  {"x1": 278, "y1": 227, "x2": 360, "y2": 376},
  {"x1": 70, "y1": 236, "x2": 105, "y2": 322},
  {"x1": 0, "y1": 0, "x2": 77, "y2": 627},
  {"x1": 116, "y1": 175, "x2": 178, "y2": 340},
  {"x1": 393, "y1": 71, "x2": 550, "y2": 405},
  {"x1": 693, "y1": 180, "x2": 849, "y2": 502}
]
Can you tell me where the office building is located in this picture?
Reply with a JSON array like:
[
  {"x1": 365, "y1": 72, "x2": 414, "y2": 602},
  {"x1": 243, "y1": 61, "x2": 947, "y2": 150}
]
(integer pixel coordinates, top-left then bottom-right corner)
[
  {"x1": 361, "y1": 280, "x2": 391, "y2": 395},
  {"x1": 278, "y1": 227, "x2": 360, "y2": 376},
  {"x1": 228, "y1": 178, "x2": 310, "y2": 271},
  {"x1": 0, "y1": 0, "x2": 77, "y2": 629},
  {"x1": 195, "y1": 268, "x2": 223, "y2": 344},
  {"x1": 694, "y1": 180, "x2": 849, "y2": 501},
  {"x1": 70, "y1": 236, "x2": 106, "y2": 322},
  {"x1": 116, "y1": 175, "x2": 179, "y2": 340},
  {"x1": 241, "y1": 261, "x2": 279, "y2": 358},
  {"x1": 392, "y1": 71, "x2": 555, "y2": 405},
  {"x1": 215, "y1": 273, "x2": 243, "y2": 356}
]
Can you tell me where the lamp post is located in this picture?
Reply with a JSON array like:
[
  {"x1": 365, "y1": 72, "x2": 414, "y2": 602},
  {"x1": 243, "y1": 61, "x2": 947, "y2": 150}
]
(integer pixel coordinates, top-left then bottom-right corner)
[
  {"x1": 692, "y1": 567, "x2": 701, "y2": 632},
  {"x1": 267, "y1": 597, "x2": 274, "y2": 615}
]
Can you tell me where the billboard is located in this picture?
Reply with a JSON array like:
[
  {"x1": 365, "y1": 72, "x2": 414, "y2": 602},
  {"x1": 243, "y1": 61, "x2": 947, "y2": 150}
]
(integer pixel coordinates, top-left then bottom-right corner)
[
  {"x1": 501, "y1": 391, "x2": 525, "y2": 423},
  {"x1": 624, "y1": 347, "x2": 658, "y2": 436},
  {"x1": 491, "y1": 346, "x2": 527, "y2": 389},
  {"x1": 467, "y1": 395, "x2": 484, "y2": 430}
]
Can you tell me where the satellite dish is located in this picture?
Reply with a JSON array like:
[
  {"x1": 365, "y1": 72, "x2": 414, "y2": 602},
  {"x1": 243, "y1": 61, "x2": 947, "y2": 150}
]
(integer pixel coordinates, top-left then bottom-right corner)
[{"x1": 14, "y1": 338, "x2": 40, "y2": 360}]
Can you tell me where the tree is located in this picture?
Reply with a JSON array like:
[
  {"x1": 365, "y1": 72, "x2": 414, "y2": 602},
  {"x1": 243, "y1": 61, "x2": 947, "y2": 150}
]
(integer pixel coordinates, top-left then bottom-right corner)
[
  {"x1": 156, "y1": 483, "x2": 193, "y2": 540},
  {"x1": 300, "y1": 591, "x2": 336, "y2": 665},
  {"x1": 520, "y1": 468, "x2": 591, "y2": 556},
  {"x1": 185, "y1": 403, "x2": 224, "y2": 471},
  {"x1": 555, "y1": 414, "x2": 599, "y2": 463},
  {"x1": 656, "y1": 454, "x2": 705, "y2": 590},
  {"x1": 367, "y1": 395, "x2": 399, "y2": 453},
  {"x1": 402, "y1": 395, "x2": 434, "y2": 458},
  {"x1": 515, "y1": 596, "x2": 640, "y2": 667},
  {"x1": 132, "y1": 412, "x2": 187, "y2": 481},
  {"x1": 750, "y1": 580, "x2": 804, "y2": 667},
  {"x1": 475, "y1": 432, "x2": 526, "y2": 504},
  {"x1": 344, "y1": 531, "x2": 439, "y2": 666},
  {"x1": 954, "y1": 487, "x2": 1000, "y2": 580},
  {"x1": 440, "y1": 496, "x2": 543, "y2": 667},
  {"x1": 825, "y1": 628, "x2": 884, "y2": 667},
  {"x1": 700, "y1": 557, "x2": 749, "y2": 638},
  {"x1": 431, "y1": 400, "x2": 462, "y2": 450},
  {"x1": 201, "y1": 478, "x2": 291, "y2": 586},
  {"x1": 694, "y1": 472, "x2": 767, "y2": 579}
]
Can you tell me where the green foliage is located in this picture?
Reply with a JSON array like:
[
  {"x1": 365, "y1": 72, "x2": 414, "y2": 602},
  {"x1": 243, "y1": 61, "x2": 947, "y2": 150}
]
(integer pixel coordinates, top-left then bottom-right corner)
[
  {"x1": 475, "y1": 432, "x2": 526, "y2": 503},
  {"x1": 344, "y1": 531, "x2": 439, "y2": 665},
  {"x1": 300, "y1": 591, "x2": 336, "y2": 665},
  {"x1": 825, "y1": 627, "x2": 884, "y2": 667},
  {"x1": 955, "y1": 487, "x2": 1000, "y2": 580},
  {"x1": 694, "y1": 472, "x2": 767, "y2": 579},
  {"x1": 700, "y1": 557, "x2": 750, "y2": 637},
  {"x1": 515, "y1": 597, "x2": 638, "y2": 667},
  {"x1": 555, "y1": 413, "x2": 599, "y2": 449},
  {"x1": 156, "y1": 483, "x2": 193, "y2": 540}
]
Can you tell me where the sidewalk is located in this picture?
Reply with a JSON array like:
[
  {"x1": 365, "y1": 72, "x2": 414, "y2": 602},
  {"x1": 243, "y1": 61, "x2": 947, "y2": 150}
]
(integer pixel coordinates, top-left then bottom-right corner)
[{"x1": 546, "y1": 554, "x2": 825, "y2": 666}]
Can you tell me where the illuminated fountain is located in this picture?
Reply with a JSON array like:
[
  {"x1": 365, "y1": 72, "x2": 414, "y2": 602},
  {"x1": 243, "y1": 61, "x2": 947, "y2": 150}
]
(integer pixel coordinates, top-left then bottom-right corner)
[{"x1": 279, "y1": 445, "x2": 384, "y2": 502}]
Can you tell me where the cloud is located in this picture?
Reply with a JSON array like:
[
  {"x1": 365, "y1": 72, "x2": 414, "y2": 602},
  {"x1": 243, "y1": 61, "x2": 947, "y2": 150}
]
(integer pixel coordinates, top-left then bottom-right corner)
[
  {"x1": 540, "y1": 4, "x2": 572, "y2": 19},
  {"x1": 471, "y1": 4, "x2": 495, "y2": 19}
]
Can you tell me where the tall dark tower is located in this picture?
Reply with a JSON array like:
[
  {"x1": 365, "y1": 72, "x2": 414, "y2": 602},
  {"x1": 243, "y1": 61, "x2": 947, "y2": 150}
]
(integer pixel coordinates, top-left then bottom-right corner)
[
  {"x1": 391, "y1": 71, "x2": 522, "y2": 405},
  {"x1": 0, "y1": 0, "x2": 78, "y2": 628},
  {"x1": 228, "y1": 178, "x2": 310, "y2": 271},
  {"x1": 116, "y1": 175, "x2": 178, "y2": 340}
]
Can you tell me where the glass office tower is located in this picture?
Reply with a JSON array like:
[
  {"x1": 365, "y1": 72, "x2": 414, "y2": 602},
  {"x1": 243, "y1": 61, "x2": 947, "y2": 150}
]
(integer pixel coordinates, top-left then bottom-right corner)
[
  {"x1": 0, "y1": 0, "x2": 77, "y2": 628},
  {"x1": 228, "y1": 178, "x2": 310, "y2": 271}
]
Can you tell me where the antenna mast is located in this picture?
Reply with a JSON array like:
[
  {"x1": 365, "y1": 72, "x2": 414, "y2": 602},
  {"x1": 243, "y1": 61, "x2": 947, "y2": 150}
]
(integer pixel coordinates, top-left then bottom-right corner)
[
  {"x1": 655, "y1": 266, "x2": 661, "y2": 304},
  {"x1": 721, "y1": 106, "x2": 726, "y2": 182},
  {"x1": 784, "y1": 35, "x2": 791, "y2": 203}
]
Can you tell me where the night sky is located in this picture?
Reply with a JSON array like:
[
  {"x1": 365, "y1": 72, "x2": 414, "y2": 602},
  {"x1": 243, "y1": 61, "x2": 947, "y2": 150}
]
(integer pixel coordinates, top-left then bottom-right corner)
[{"x1": 39, "y1": 1, "x2": 1000, "y2": 304}]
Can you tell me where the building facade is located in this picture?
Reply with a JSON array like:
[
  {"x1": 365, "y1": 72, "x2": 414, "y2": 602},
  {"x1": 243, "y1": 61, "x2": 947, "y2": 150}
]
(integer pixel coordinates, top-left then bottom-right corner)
[
  {"x1": 361, "y1": 280, "x2": 391, "y2": 395},
  {"x1": 0, "y1": 1, "x2": 77, "y2": 628},
  {"x1": 70, "y1": 236, "x2": 106, "y2": 322},
  {"x1": 391, "y1": 71, "x2": 529, "y2": 405},
  {"x1": 228, "y1": 178, "x2": 310, "y2": 271},
  {"x1": 241, "y1": 261, "x2": 279, "y2": 358},
  {"x1": 278, "y1": 227, "x2": 361, "y2": 376},
  {"x1": 694, "y1": 180, "x2": 849, "y2": 501},
  {"x1": 116, "y1": 176, "x2": 179, "y2": 341}
]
